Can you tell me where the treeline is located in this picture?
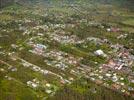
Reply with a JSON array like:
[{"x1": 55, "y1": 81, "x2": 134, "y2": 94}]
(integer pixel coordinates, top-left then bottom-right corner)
[
  {"x1": 0, "y1": 0, "x2": 14, "y2": 8},
  {"x1": 41, "y1": 0, "x2": 134, "y2": 10},
  {"x1": 96, "y1": 0, "x2": 134, "y2": 10},
  {"x1": 2, "y1": 0, "x2": 133, "y2": 10}
]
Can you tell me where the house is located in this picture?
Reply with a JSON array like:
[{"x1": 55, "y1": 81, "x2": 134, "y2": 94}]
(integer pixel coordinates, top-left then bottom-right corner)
[
  {"x1": 131, "y1": 80, "x2": 134, "y2": 83},
  {"x1": 128, "y1": 87, "x2": 134, "y2": 91},
  {"x1": 111, "y1": 83, "x2": 121, "y2": 90},
  {"x1": 112, "y1": 75, "x2": 118, "y2": 82},
  {"x1": 108, "y1": 59, "x2": 116, "y2": 68},
  {"x1": 37, "y1": 33, "x2": 44, "y2": 36},
  {"x1": 0, "y1": 68, "x2": 5, "y2": 72},
  {"x1": 46, "y1": 83, "x2": 51, "y2": 87},
  {"x1": 105, "y1": 73, "x2": 111, "y2": 77},
  {"x1": 46, "y1": 89, "x2": 52, "y2": 94},
  {"x1": 35, "y1": 44, "x2": 47, "y2": 50},
  {"x1": 11, "y1": 44, "x2": 18, "y2": 49},
  {"x1": 94, "y1": 49, "x2": 107, "y2": 57},
  {"x1": 11, "y1": 68, "x2": 17, "y2": 72},
  {"x1": 107, "y1": 27, "x2": 120, "y2": 32},
  {"x1": 27, "y1": 81, "x2": 38, "y2": 88},
  {"x1": 33, "y1": 66, "x2": 41, "y2": 72}
]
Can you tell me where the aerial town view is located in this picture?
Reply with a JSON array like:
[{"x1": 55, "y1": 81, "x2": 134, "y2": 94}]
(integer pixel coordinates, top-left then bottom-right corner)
[{"x1": 0, "y1": 0, "x2": 134, "y2": 100}]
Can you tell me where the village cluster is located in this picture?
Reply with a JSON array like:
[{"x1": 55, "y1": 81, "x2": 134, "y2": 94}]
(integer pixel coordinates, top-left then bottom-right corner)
[{"x1": 0, "y1": 3, "x2": 134, "y2": 99}]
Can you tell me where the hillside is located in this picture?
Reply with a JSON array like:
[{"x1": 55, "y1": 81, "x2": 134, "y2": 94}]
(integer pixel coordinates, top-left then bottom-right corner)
[{"x1": 0, "y1": 0, "x2": 134, "y2": 100}]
